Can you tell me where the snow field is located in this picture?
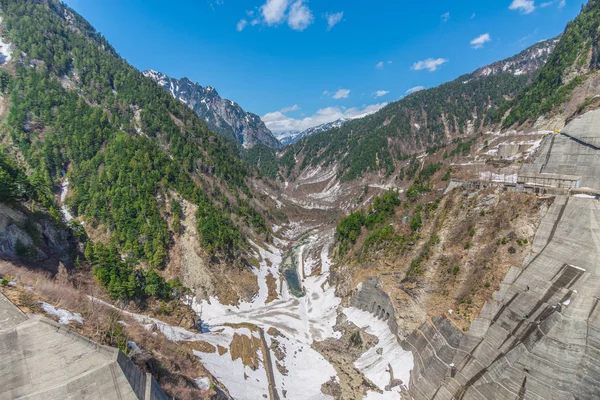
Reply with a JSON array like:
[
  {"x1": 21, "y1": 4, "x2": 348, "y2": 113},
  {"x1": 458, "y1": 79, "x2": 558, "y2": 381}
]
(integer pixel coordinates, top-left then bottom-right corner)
[{"x1": 343, "y1": 307, "x2": 414, "y2": 398}]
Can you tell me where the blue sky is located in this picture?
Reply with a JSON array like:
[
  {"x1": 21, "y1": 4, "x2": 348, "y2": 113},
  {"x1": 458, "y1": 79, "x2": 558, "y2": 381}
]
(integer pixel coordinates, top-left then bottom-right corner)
[{"x1": 63, "y1": 0, "x2": 580, "y2": 133}]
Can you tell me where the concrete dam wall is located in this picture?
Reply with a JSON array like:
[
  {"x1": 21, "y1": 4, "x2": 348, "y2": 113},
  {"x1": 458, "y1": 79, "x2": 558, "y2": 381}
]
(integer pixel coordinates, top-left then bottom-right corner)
[
  {"x1": 401, "y1": 110, "x2": 600, "y2": 399},
  {"x1": 402, "y1": 196, "x2": 600, "y2": 400}
]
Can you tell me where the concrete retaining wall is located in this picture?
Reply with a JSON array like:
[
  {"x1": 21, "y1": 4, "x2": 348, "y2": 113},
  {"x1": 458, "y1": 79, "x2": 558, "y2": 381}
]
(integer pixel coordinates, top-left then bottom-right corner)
[
  {"x1": 351, "y1": 276, "x2": 398, "y2": 335},
  {"x1": 498, "y1": 143, "x2": 520, "y2": 158}
]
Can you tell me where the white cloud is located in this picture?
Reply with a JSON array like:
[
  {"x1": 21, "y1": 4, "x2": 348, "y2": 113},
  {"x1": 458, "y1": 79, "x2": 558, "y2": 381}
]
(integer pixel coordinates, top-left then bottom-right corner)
[
  {"x1": 261, "y1": 0, "x2": 288, "y2": 25},
  {"x1": 509, "y1": 0, "x2": 536, "y2": 14},
  {"x1": 405, "y1": 86, "x2": 425, "y2": 95},
  {"x1": 280, "y1": 104, "x2": 300, "y2": 112},
  {"x1": 263, "y1": 103, "x2": 387, "y2": 133},
  {"x1": 411, "y1": 58, "x2": 448, "y2": 72},
  {"x1": 470, "y1": 33, "x2": 491, "y2": 49},
  {"x1": 441, "y1": 12, "x2": 450, "y2": 22},
  {"x1": 325, "y1": 11, "x2": 343, "y2": 30},
  {"x1": 237, "y1": 19, "x2": 248, "y2": 31},
  {"x1": 375, "y1": 90, "x2": 389, "y2": 97},
  {"x1": 288, "y1": 0, "x2": 313, "y2": 31},
  {"x1": 245, "y1": 0, "x2": 314, "y2": 31},
  {"x1": 376, "y1": 61, "x2": 385, "y2": 69},
  {"x1": 540, "y1": 0, "x2": 565, "y2": 7},
  {"x1": 332, "y1": 89, "x2": 350, "y2": 99}
]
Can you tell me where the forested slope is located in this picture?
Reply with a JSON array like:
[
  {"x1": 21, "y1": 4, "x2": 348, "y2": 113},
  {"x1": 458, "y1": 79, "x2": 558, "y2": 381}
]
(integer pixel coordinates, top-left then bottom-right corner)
[
  {"x1": 0, "y1": 0, "x2": 267, "y2": 302},
  {"x1": 499, "y1": 0, "x2": 600, "y2": 126},
  {"x1": 265, "y1": 39, "x2": 557, "y2": 182}
]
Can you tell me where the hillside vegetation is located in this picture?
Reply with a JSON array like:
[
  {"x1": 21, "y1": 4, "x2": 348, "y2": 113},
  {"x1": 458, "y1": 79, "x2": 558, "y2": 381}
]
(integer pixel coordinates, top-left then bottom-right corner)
[
  {"x1": 0, "y1": 0, "x2": 268, "y2": 301},
  {"x1": 289, "y1": 72, "x2": 529, "y2": 182},
  {"x1": 259, "y1": 38, "x2": 558, "y2": 183}
]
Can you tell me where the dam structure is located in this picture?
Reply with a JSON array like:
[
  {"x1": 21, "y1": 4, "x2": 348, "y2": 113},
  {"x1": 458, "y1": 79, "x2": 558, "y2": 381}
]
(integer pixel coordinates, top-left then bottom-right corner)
[
  {"x1": 519, "y1": 109, "x2": 600, "y2": 191},
  {"x1": 403, "y1": 110, "x2": 600, "y2": 399},
  {"x1": 0, "y1": 292, "x2": 168, "y2": 400}
]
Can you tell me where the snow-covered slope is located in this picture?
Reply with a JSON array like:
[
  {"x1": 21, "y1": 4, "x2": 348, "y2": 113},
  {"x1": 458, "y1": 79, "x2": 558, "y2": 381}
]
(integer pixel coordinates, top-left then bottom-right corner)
[
  {"x1": 472, "y1": 37, "x2": 559, "y2": 78},
  {"x1": 144, "y1": 70, "x2": 281, "y2": 148},
  {"x1": 277, "y1": 118, "x2": 348, "y2": 146}
]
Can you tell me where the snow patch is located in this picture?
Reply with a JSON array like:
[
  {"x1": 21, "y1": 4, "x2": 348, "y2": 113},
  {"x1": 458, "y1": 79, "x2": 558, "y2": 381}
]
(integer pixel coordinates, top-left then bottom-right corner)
[
  {"x1": 40, "y1": 302, "x2": 83, "y2": 325},
  {"x1": 195, "y1": 377, "x2": 211, "y2": 391},
  {"x1": 192, "y1": 327, "x2": 270, "y2": 399},
  {"x1": 59, "y1": 179, "x2": 74, "y2": 222},
  {"x1": 0, "y1": 28, "x2": 12, "y2": 65},
  {"x1": 192, "y1": 230, "x2": 341, "y2": 398},
  {"x1": 266, "y1": 330, "x2": 337, "y2": 399}
]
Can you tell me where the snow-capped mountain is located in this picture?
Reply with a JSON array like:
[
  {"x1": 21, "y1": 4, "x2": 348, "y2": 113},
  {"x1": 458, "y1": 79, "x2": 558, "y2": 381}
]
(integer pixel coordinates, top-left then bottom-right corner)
[
  {"x1": 277, "y1": 118, "x2": 348, "y2": 146},
  {"x1": 472, "y1": 37, "x2": 560, "y2": 78},
  {"x1": 144, "y1": 70, "x2": 281, "y2": 148}
]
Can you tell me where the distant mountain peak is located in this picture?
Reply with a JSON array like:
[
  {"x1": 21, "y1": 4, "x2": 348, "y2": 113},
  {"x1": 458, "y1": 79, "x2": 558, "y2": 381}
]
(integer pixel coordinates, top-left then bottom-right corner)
[
  {"x1": 277, "y1": 118, "x2": 349, "y2": 146},
  {"x1": 143, "y1": 70, "x2": 280, "y2": 148}
]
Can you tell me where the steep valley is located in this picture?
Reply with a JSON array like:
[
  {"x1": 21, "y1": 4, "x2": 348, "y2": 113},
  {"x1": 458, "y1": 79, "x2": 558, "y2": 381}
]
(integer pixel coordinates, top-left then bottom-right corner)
[{"x1": 81, "y1": 113, "x2": 598, "y2": 399}]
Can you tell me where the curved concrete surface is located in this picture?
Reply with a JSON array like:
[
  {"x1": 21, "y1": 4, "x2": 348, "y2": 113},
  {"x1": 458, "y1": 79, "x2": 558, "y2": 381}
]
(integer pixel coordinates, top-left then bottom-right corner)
[
  {"x1": 402, "y1": 110, "x2": 600, "y2": 399},
  {"x1": 0, "y1": 293, "x2": 167, "y2": 400}
]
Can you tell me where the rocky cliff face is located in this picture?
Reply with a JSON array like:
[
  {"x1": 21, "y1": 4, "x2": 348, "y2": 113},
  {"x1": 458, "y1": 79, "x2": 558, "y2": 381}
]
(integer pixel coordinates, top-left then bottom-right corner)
[
  {"x1": 0, "y1": 203, "x2": 74, "y2": 273},
  {"x1": 143, "y1": 70, "x2": 280, "y2": 148}
]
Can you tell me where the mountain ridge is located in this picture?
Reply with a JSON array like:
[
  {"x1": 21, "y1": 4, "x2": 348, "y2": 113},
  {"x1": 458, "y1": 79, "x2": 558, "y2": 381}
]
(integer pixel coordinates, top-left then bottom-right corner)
[
  {"x1": 271, "y1": 36, "x2": 560, "y2": 182},
  {"x1": 472, "y1": 36, "x2": 560, "y2": 78},
  {"x1": 144, "y1": 69, "x2": 281, "y2": 149}
]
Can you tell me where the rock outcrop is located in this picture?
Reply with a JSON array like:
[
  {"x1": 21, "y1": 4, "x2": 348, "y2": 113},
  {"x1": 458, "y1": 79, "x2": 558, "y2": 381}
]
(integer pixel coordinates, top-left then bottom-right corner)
[{"x1": 0, "y1": 203, "x2": 74, "y2": 272}]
